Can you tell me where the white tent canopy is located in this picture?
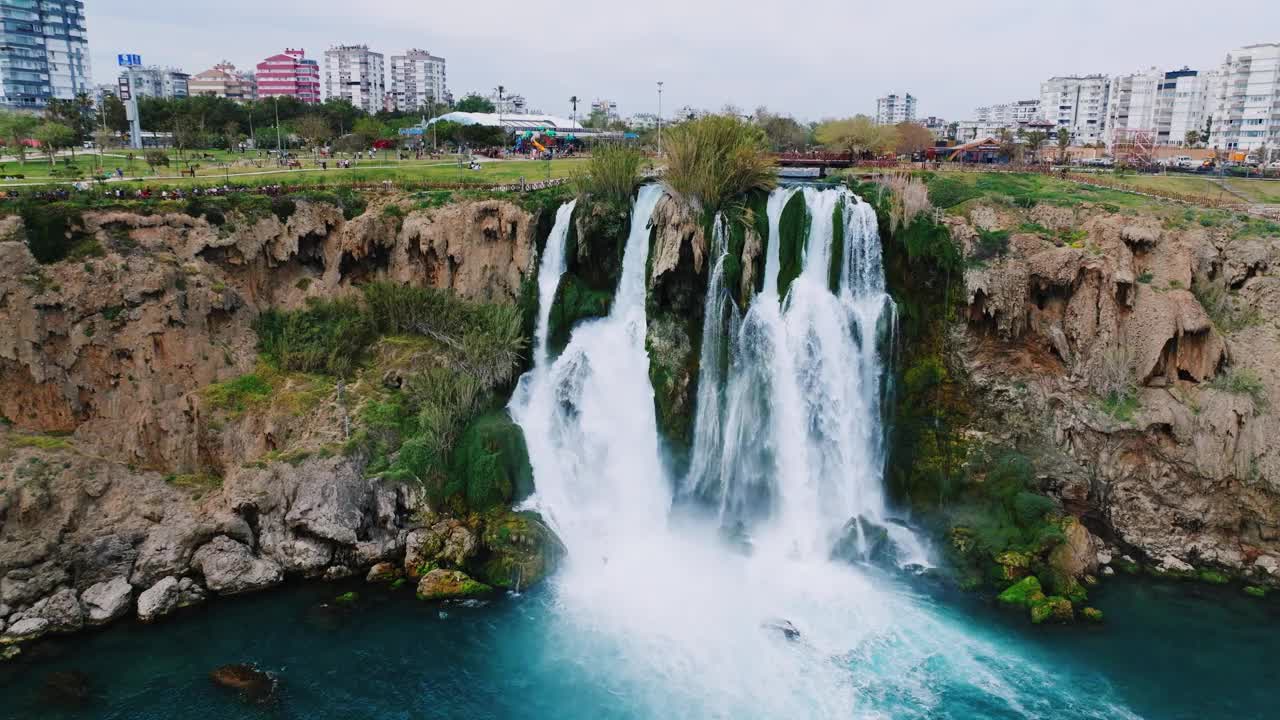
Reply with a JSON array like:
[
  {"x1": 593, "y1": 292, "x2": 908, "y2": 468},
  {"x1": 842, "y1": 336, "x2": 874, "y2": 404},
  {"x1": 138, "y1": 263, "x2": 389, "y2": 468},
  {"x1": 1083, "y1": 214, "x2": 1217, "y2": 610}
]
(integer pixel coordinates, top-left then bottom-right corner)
[{"x1": 426, "y1": 112, "x2": 585, "y2": 132}]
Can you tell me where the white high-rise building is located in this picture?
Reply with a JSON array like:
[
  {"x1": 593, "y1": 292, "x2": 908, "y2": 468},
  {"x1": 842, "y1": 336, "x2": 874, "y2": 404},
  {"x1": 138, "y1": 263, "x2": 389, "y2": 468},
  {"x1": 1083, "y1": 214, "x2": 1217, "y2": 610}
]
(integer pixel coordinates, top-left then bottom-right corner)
[
  {"x1": 875, "y1": 93, "x2": 916, "y2": 125},
  {"x1": 1040, "y1": 75, "x2": 1110, "y2": 145},
  {"x1": 1208, "y1": 43, "x2": 1280, "y2": 155},
  {"x1": 118, "y1": 66, "x2": 190, "y2": 100},
  {"x1": 389, "y1": 49, "x2": 448, "y2": 113},
  {"x1": 1104, "y1": 68, "x2": 1160, "y2": 145},
  {"x1": 323, "y1": 45, "x2": 385, "y2": 113}
]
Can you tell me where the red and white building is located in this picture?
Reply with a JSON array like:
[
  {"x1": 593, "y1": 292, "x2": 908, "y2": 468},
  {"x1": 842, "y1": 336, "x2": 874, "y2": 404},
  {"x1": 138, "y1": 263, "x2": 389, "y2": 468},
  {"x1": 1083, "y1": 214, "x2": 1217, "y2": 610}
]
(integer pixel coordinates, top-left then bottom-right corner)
[{"x1": 255, "y1": 48, "x2": 320, "y2": 104}]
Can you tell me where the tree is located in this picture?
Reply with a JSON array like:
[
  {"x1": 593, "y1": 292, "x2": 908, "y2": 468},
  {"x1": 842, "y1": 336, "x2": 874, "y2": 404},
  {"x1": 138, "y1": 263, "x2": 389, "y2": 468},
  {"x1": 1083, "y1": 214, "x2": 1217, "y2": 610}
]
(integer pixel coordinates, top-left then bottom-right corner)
[
  {"x1": 223, "y1": 120, "x2": 243, "y2": 151},
  {"x1": 814, "y1": 115, "x2": 897, "y2": 158},
  {"x1": 0, "y1": 111, "x2": 38, "y2": 165},
  {"x1": 294, "y1": 115, "x2": 334, "y2": 149},
  {"x1": 352, "y1": 116, "x2": 389, "y2": 140},
  {"x1": 1057, "y1": 128, "x2": 1072, "y2": 162},
  {"x1": 1022, "y1": 130, "x2": 1048, "y2": 163},
  {"x1": 46, "y1": 95, "x2": 94, "y2": 141},
  {"x1": 92, "y1": 129, "x2": 119, "y2": 152},
  {"x1": 754, "y1": 107, "x2": 810, "y2": 152},
  {"x1": 455, "y1": 94, "x2": 495, "y2": 113},
  {"x1": 1184, "y1": 130, "x2": 1200, "y2": 149},
  {"x1": 894, "y1": 122, "x2": 933, "y2": 156},
  {"x1": 144, "y1": 149, "x2": 170, "y2": 174},
  {"x1": 33, "y1": 121, "x2": 76, "y2": 165},
  {"x1": 101, "y1": 94, "x2": 128, "y2": 133}
]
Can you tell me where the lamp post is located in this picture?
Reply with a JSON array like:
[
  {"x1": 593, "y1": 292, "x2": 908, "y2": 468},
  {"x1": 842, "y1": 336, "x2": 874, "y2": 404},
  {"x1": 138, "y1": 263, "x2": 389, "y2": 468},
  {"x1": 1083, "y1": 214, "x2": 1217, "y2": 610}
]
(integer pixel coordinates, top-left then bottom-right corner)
[
  {"x1": 657, "y1": 81, "x2": 664, "y2": 156},
  {"x1": 570, "y1": 95, "x2": 579, "y2": 129},
  {"x1": 498, "y1": 85, "x2": 505, "y2": 150}
]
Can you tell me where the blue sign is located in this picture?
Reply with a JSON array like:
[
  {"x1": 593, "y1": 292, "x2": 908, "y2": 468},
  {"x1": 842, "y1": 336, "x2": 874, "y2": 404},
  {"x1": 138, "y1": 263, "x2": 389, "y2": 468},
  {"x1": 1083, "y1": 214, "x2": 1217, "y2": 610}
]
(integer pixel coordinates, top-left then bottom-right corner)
[
  {"x1": 117, "y1": 54, "x2": 142, "y2": 67},
  {"x1": 398, "y1": 128, "x2": 424, "y2": 136}
]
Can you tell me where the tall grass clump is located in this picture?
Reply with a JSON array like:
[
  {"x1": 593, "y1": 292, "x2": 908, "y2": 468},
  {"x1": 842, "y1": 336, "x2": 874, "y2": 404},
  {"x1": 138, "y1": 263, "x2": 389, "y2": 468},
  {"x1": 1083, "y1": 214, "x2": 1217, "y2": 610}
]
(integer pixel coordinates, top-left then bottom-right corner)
[
  {"x1": 254, "y1": 298, "x2": 376, "y2": 376},
  {"x1": 663, "y1": 114, "x2": 777, "y2": 211},
  {"x1": 574, "y1": 143, "x2": 644, "y2": 208}
]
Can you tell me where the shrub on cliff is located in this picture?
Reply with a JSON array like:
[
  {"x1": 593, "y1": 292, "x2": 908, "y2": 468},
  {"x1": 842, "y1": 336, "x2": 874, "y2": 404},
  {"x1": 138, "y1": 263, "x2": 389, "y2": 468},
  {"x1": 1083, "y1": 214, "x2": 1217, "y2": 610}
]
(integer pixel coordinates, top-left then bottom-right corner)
[
  {"x1": 573, "y1": 143, "x2": 644, "y2": 209},
  {"x1": 663, "y1": 114, "x2": 777, "y2": 211},
  {"x1": 254, "y1": 298, "x2": 377, "y2": 376}
]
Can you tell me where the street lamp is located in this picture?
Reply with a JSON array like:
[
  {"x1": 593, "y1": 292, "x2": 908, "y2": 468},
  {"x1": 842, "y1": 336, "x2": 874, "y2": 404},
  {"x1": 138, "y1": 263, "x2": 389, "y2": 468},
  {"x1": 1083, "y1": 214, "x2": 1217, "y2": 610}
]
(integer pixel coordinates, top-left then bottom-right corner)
[
  {"x1": 273, "y1": 95, "x2": 282, "y2": 158},
  {"x1": 657, "y1": 81, "x2": 664, "y2": 156},
  {"x1": 498, "y1": 85, "x2": 505, "y2": 150},
  {"x1": 570, "y1": 95, "x2": 579, "y2": 128}
]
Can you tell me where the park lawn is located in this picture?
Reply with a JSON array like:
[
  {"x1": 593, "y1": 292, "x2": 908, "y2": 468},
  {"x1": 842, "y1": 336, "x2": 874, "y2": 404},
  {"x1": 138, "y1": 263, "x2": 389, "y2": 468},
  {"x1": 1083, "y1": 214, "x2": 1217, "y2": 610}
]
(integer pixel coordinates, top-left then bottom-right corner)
[
  {"x1": 1222, "y1": 178, "x2": 1280, "y2": 204},
  {"x1": 129, "y1": 157, "x2": 588, "y2": 188},
  {"x1": 925, "y1": 170, "x2": 1168, "y2": 213},
  {"x1": 1122, "y1": 174, "x2": 1231, "y2": 199}
]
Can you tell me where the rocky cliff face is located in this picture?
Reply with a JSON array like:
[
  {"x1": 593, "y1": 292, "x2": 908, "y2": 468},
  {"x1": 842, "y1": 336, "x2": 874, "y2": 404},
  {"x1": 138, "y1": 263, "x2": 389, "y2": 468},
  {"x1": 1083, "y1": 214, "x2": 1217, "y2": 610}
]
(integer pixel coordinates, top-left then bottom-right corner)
[
  {"x1": 0, "y1": 196, "x2": 539, "y2": 654},
  {"x1": 953, "y1": 202, "x2": 1280, "y2": 582}
]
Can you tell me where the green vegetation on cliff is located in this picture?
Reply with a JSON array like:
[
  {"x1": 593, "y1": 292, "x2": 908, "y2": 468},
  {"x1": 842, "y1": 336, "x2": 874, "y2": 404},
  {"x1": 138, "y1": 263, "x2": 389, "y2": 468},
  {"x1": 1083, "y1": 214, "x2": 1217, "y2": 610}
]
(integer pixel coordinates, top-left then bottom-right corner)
[{"x1": 251, "y1": 282, "x2": 532, "y2": 514}]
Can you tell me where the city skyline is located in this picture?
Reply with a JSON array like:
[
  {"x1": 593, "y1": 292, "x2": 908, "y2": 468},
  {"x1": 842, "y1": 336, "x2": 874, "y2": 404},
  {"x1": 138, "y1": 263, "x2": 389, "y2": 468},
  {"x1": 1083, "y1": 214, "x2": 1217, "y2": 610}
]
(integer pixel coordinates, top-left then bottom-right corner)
[{"x1": 86, "y1": 0, "x2": 1280, "y2": 122}]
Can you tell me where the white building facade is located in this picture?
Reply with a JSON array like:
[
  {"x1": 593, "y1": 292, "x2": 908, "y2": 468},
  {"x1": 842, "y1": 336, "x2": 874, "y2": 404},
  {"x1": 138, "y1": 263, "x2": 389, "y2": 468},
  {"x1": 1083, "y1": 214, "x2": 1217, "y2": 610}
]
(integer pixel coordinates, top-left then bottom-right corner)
[
  {"x1": 324, "y1": 45, "x2": 385, "y2": 113},
  {"x1": 389, "y1": 49, "x2": 448, "y2": 113},
  {"x1": 1040, "y1": 75, "x2": 1110, "y2": 145},
  {"x1": 119, "y1": 66, "x2": 190, "y2": 100},
  {"x1": 875, "y1": 93, "x2": 916, "y2": 125},
  {"x1": 1208, "y1": 43, "x2": 1280, "y2": 154}
]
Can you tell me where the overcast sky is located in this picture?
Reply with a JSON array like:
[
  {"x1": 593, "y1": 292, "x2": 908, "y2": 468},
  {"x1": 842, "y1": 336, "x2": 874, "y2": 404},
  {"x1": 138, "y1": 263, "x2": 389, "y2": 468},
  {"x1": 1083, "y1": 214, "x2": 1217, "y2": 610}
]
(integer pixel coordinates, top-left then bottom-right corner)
[{"x1": 87, "y1": 0, "x2": 1279, "y2": 122}]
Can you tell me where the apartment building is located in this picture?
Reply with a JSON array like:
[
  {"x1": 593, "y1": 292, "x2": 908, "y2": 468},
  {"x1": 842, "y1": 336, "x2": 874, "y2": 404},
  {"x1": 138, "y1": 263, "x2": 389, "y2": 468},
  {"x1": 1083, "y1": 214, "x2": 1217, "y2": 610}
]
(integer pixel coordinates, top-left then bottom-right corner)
[
  {"x1": 189, "y1": 62, "x2": 256, "y2": 101},
  {"x1": 256, "y1": 49, "x2": 321, "y2": 104},
  {"x1": 1105, "y1": 68, "x2": 1160, "y2": 144},
  {"x1": 388, "y1": 49, "x2": 448, "y2": 112},
  {"x1": 324, "y1": 45, "x2": 385, "y2": 113},
  {"x1": 0, "y1": 0, "x2": 90, "y2": 109},
  {"x1": 1208, "y1": 43, "x2": 1280, "y2": 154},
  {"x1": 119, "y1": 66, "x2": 190, "y2": 100},
  {"x1": 1041, "y1": 75, "x2": 1110, "y2": 145},
  {"x1": 875, "y1": 93, "x2": 916, "y2": 125}
]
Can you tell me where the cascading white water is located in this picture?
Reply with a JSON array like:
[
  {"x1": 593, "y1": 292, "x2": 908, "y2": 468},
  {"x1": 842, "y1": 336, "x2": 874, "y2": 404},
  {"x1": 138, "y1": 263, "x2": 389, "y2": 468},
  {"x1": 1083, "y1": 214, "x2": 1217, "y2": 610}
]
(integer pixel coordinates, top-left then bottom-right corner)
[
  {"x1": 511, "y1": 184, "x2": 1133, "y2": 719},
  {"x1": 531, "y1": 199, "x2": 577, "y2": 370},
  {"x1": 510, "y1": 184, "x2": 669, "y2": 552}
]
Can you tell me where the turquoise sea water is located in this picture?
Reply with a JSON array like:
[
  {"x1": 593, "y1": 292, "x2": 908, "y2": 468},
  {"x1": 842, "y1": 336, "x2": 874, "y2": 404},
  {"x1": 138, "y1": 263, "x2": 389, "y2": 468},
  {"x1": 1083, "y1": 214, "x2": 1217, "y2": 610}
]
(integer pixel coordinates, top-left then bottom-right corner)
[{"x1": 1, "y1": 574, "x2": 1275, "y2": 720}]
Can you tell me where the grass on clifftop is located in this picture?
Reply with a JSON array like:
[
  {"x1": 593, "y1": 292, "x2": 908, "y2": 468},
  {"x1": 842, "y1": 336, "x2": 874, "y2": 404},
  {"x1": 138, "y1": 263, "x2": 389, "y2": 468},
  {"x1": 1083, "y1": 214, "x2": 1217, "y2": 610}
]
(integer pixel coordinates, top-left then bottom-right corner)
[{"x1": 663, "y1": 114, "x2": 777, "y2": 211}]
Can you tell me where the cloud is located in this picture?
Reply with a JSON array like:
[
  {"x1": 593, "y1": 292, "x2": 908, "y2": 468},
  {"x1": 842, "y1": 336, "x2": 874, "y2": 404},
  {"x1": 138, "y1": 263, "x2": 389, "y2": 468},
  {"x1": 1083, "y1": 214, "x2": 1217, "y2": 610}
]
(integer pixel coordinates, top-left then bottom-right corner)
[{"x1": 87, "y1": 0, "x2": 1279, "y2": 121}]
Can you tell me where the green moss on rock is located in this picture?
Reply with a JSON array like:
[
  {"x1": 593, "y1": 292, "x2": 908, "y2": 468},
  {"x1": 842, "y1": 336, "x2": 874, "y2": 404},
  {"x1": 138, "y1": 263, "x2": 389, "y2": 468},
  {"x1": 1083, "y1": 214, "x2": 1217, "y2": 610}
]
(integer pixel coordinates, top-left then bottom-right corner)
[
  {"x1": 446, "y1": 410, "x2": 534, "y2": 511},
  {"x1": 1081, "y1": 607, "x2": 1104, "y2": 622},
  {"x1": 334, "y1": 591, "x2": 359, "y2": 606},
  {"x1": 1244, "y1": 585, "x2": 1268, "y2": 598},
  {"x1": 547, "y1": 273, "x2": 612, "y2": 355},
  {"x1": 1030, "y1": 595, "x2": 1074, "y2": 624},
  {"x1": 1198, "y1": 569, "x2": 1230, "y2": 585},
  {"x1": 775, "y1": 191, "x2": 809, "y2": 300},
  {"x1": 475, "y1": 510, "x2": 565, "y2": 590},
  {"x1": 415, "y1": 568, "x2": 491, "y2": 601},
  {"x1": 646, "y1": 312, "x2": 699, "y2": 452},
  {"x1": 998, "y1": 576, "x2": 1042, "y2": 608}
]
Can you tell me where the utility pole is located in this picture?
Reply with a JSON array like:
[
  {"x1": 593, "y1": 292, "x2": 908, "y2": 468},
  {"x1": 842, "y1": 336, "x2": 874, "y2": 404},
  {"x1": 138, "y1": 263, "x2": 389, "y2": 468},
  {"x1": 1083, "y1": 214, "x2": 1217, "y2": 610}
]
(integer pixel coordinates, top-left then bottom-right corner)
[
  {"x1": 570, "y1": 95, "x2": 579, "y2": 128},
  {"x1": 498, "y1": 85, "x2": 505, "y2": 149},
  {"x1": 657, "y1": 81, "x2": 664, "y2": 156}
]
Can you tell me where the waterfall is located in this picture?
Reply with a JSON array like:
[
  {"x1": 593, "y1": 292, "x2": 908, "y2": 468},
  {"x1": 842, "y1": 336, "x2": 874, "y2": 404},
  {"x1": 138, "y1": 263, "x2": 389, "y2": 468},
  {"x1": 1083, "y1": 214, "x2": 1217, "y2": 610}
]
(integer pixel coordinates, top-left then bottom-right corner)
[
  {"x1": 510, "y1": 184, "x2": 668, "y2": 552},
  {"x1": 683, "y1": 214, "x2": 740, "y2": 506},
  {"x1": 531, "y1": 199, "x2": 577, "y2": 370},
  {"x1": 685, "y1": 185, "x2": 910, "y2": 560},
  {"x1": 509, "y1": 183, "x2": 1129, "y2": 719}
]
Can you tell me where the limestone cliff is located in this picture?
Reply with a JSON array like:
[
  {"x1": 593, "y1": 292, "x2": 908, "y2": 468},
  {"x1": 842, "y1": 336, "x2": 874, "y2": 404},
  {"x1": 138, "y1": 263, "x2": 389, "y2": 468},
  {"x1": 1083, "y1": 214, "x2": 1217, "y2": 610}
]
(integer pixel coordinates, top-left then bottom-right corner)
[
  {"x1": 0, "y1": 195, "x2": 541, "y2": 653},
  {"x1": 953, "y1": 201, "x2": 1280, "y2": 582}
]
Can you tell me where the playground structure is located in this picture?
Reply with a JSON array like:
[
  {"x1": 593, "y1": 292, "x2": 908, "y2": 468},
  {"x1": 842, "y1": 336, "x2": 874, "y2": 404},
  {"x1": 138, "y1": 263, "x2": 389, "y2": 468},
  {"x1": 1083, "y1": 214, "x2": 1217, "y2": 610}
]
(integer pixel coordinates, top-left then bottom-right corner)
[{"x1": 514, "y1": 128, "x2": 577, "y2": 156}]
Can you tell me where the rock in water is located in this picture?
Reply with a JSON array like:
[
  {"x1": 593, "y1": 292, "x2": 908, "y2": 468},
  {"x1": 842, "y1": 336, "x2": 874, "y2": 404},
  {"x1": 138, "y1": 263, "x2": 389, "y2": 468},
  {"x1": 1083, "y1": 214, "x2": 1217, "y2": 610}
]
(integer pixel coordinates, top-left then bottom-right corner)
[
  {"x1": 831, "y1": 515, "x2": 897, "y2": 569},
  {"x1": 475, "y1": 511, "x2": 565, "y2": 590},
  {"x1": 80, "y1": 577, "x2": 133, "y2": 626},
  {"x1": 210, "y1": 664, "x2": 278, "y2": 704},
  {"x1": 136, "y1": 577, "x2": 180, "y2": 622},
  {"x1": 415, "y1": 569, "x2": 491, "y2": 601},
  {"x1": 763, "y1": 619, "x2": 801, "y2": 641},
  {"x1": 192, "y1": 536, "x2": 284, "y2": 596},
  {"x1": 41, "y1": 670, "x2": 94, "y2": 708}
]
